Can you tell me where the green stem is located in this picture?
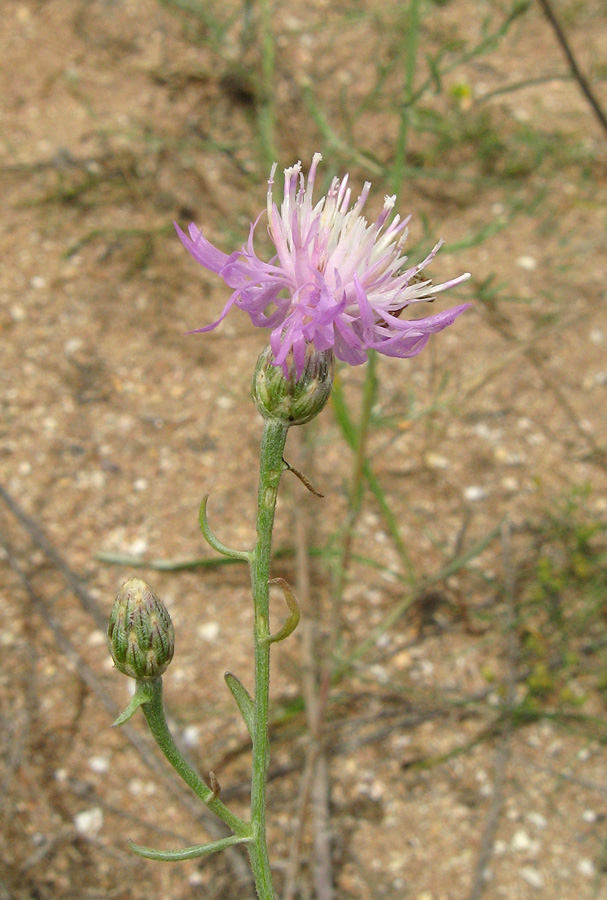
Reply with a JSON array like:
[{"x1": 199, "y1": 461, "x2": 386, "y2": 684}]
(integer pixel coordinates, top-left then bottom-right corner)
[
  {"x1": 247, "y1": 418, "x2": 289, "y2": 900},
  {"x1": 258, "y1": 0, "x2": 277, "y2": 167},
  {"x1": 139, "y1": 679, "x2": 250, "y2": 838},
  {"x1": 392, "y1": 0, "x2": 421, "y2": 196},
  {"x1": 332, "y1": 352, "x2": 378, "y2": 604}
]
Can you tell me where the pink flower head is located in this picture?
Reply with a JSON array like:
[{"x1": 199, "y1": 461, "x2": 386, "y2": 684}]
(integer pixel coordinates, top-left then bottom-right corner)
[{"x1": 176, "y1": 154, "x2": 470, "y2": 377}]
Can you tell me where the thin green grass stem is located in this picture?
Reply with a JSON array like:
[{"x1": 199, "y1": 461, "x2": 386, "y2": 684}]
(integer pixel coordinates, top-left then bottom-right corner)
[
  {"x1": 331, "y1": 375, "x2": 417, "y2": 584},
  {"x1": 391, "y1": 0, "x2": 421, "y2": 196},
  {"x1": 331, "y1": 353, "x2": 378, "y2": 609},
  {"x1": 336, "y1": 520, "x2": 504, "y2": 678},
  {"x1": 258, "y1": 0, "x2": 277, "y2": 167}
]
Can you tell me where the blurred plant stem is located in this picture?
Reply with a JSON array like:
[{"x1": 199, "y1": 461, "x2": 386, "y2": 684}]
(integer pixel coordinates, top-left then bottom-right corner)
[
  {"x1": 257, "y1": 0, "x2": 277, "y2": 167},
  {"x1": 392, "y1": 0, "x2": 421, "y2": 195}
]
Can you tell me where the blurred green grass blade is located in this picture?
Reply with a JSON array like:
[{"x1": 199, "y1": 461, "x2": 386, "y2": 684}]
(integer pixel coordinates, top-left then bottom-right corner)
[
  {"x1": 338, "y1": 520, "x2": 504, "y2": 676},
  {"x1": 331, "y1": 377, "x2": 417, "y2": 584}
]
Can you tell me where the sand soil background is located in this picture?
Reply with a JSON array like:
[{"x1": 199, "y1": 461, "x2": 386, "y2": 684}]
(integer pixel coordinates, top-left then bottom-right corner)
[{"x1": 1, "y1": 1, "x2": 607, "y2": 898}]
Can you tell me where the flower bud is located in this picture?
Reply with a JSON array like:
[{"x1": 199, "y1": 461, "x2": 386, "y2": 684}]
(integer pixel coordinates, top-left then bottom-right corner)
[
  {"x1": 107, "y1": 578, "x2": 174, "y2": 680},
  {"x1": 252, "y1": 344, "x2": 334, "y2": 426}
]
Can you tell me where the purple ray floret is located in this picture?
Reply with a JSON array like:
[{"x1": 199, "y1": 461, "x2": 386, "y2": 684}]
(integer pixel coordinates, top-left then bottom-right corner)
[{"x1": 176, "y1": 154, "x2": 471, "y2": 377}]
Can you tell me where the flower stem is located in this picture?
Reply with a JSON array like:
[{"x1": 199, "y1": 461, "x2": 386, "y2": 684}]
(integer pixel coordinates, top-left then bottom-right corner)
[
  {"x1": 247, "y1": 418, "x2": 289, "y2": 900},
  {"x1": 139, "y1": 678, "x2": 250, "y2": 838}
]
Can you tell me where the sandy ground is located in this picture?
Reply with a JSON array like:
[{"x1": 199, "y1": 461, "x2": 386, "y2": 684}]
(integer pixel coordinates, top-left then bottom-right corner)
[{"x1": 1, "y1": 1, "x2": 607, "y2": 899}]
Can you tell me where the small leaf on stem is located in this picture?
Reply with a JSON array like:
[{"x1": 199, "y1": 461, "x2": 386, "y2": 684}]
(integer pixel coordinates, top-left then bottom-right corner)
[
  {"x1": 225, "y1": 672, "x2": 255, "y2": 737},
  {"x1": 264, "y1": 578, "x2": 300, "y2": 644}
]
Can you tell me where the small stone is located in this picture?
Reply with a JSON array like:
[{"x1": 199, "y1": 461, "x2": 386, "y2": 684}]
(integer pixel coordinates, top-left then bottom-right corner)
[
  {"x1": 182, "y1": 726, "x2": 200, "y2": 748},
  {"x1": 582, "y1": 809, "x2": 598, "y2": 823},
  {"x1": 128, "y1": 778, "x2": 156, "y2": 797},
  {"x1": 64, "y1": 338, "x2": 84, "y2": 355},
  {"x1": 370, "y1": 664, "x2": 389, "y2": 683},
  {"x1": 10, "y1": 304, "x2": 26, "y2": 322},
  {"x1": 87, "y1": 629, "x2": 106, "y2": 647},
  {"x1": 578, "y1": 859, "x2": 595, "y2": 877},
  {"x1": 526, "y1": 812, "x2": 547, "y2": 829},
  {"x1": 197, "y1": 622, "x2": 220, "y2": 642},
  {"x1": 516, "y1": 255, "x2": 537, "y2": 271},
  {"x1": 133, "y1": 478, "x2": 148, "y2": 491},
  {"x1": 425, "y1": 452, "x2": 450, "y2": 470},
  {"x1": 127, "y1": 537, "x2": 148, "y2": 556},
  {"x1": 519, "y1": 867, "x2": 543, "y2": 889},
  {"x1": 494, "y1": 446, "x2": 523, "y2": 466},
  {"x1": 511, "y1": 830, "x2": 533, "y2": 852},
  {"x1": 88, "y1": 756, "x2": 110, "y2": 774},
  {"x1": 30, "y1": 276, "x2": 47, "y2": 289},
  {"x1": 589, "y1": 329, "x2": 604, "y2": 344},
  {"x1": 464, "y1": 485, "x2": 487, "y2": 502},
  {"x1": 74, "y1": 807, "x2": 103, "y2": 838}
]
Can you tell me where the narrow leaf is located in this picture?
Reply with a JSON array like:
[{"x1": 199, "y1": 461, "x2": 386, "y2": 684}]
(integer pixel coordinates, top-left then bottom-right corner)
[
  {"x1": 224, "y1": 672, "x2": 254, "y2": 737},
  {"x1": 129, "y1": 833, "x2": 252, "y2": 862},
  {"x1": 112, "y1": 684, "x2": 152, "y2": 727}
]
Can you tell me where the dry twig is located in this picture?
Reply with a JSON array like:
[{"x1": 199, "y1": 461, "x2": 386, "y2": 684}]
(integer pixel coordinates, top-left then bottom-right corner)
[{"x1": 536, "y1": 0, "x2": 607, "y2": 139}]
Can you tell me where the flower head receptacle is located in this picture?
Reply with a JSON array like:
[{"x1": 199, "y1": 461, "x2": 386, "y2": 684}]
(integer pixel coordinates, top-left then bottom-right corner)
[
  {"x1": 108, "y1": 578, "x2": 175, "y2": 680},
  {"x1": 252, "y1": 343, "x2": 334, "y2": 425}
]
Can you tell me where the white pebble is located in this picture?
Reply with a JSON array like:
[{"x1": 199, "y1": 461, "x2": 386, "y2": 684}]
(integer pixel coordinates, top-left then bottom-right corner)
[
  {"x1": 88, "y1": 756, "x2": 110, "y2": 774},
  {"x1": 197, "y1": 622, "x2": 220, "y2": 642},
  {"x1": 30, "y1": 276, "x2": 47, "y2": 289},
  {"x1": 182, "y1": 726, "x2": 200, "y2": 748},
  {"x1": 511, "y1": 830, "x2": 533, "y2": 852},
  {"x1": 582, "y1": 809, "x2": 598, "y2": 823},
  {"x1": 526, "y1": 812, "x2": 547, "y2": 829},
  {"x1": 64, "y1": 338, "x2": 84, "y2": 355},
  {"x1": 516, "y1": 256, "x2": 537, "y2": 271},
  {"x1": 464, "y1": 485, "x2": 487, "y2": 502},
  {"x1": 128, "y1": 778, "x2": 156, "y2": 797},
  {"x1": 425, "y1": 452, "x2": 450, "y2": 470},
  {"x1": 133, "y1": 478, "x2": 148, "y2": 491},
  {"x1": 10, "y1": 304, "x2": 26, "y2": 322},
  {"x1": 87, "y1": 629, "x2": 106, "y2": 647},
  {"x1": 127, "y1": 537, "x2": 148, "y2": 556},
  {"x1": 578, "y1": 859, "x2": 595, "y2": 877},
  {"x1": 519, "y1": 867, "x2": 543, "y2": 889},
  {"x1": 589, "y1": 329, "x2": 604, "y2": 344},
  {"x1": 74, "y1": 807, "x2": 103, "y2": 838},
  {"x1": 370, "y1": 664, "x2": 389, "y2": 683}
]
